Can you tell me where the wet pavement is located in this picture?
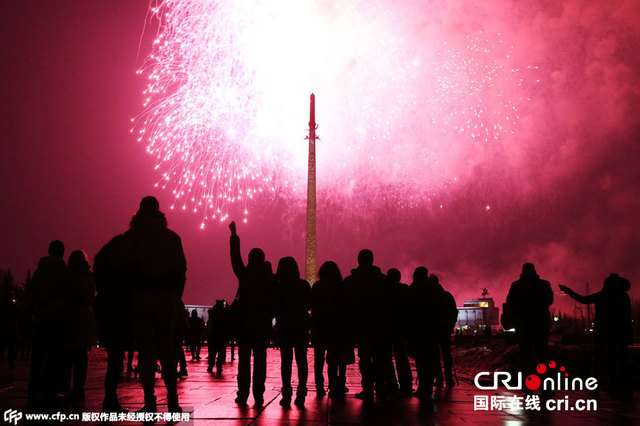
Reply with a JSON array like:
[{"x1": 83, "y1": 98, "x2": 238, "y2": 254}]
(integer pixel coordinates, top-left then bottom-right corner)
[{"x1": 1, "y1": 347, "x2": 639, "y2": 425}]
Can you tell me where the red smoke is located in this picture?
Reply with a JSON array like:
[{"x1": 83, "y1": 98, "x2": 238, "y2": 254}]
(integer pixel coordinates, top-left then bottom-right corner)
[{"x1": 0, "y1": 1, "x2": 638, "y2": 314}]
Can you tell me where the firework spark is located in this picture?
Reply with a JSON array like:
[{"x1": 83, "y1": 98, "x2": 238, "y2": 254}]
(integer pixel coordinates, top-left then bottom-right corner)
[
  {"x1": 430, "y1": 32, "x2": 533, "y2": 143},
  {"x1": 133, "y1": 0, "x2": 535, "y2": 225}
]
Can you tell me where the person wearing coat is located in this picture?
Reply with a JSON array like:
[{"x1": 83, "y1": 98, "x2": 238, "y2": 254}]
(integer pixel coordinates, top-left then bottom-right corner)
[
  {"x1": 311, "y1": 261, "x2": 354, "y2": 399},
  {"x1": 385, "y1": 268, "x2": 413, "y2": 395},
  {"x1": 559, "y1": 273, "x2": 632, "y2": 397},
  {"x1": 343, "y1": 249, "x2": 392, "y2": 401},
  {"x1": 408, "y1": 267, "x2": 440, "y2": 400},
  {"x1": 431, "y1": 274, "x2": 458, "y2": 388},
  {"x1": 118, "y1": 196, "x2": 187, "y2": 414},
  {"x1": 274, "y1": 257, "x2": 311, "y2": 407},
  {"x1": 61, "y1": 250, "x2": 96, "y2": 401},
  {"x1": 207, "y1": 300, "x2": 229, "y2": 374},
  {"x1": 94, "y1": 234, "x2": 134, "y2": 413},
  {"x1": 228, "y1": 221, "x2": 276, "y2": 406},
  {"x1": 187, "y1": 309, "x2": 204, "y2": 361},
  {"x1": 505, "y1": 263, "x2": 553, "y2": 381},
  {"x1": 28, "y1": 240, "x2": 69, "y2": 410}
]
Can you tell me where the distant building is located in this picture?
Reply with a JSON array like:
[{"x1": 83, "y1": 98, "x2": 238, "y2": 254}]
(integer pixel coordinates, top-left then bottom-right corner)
[
  {"x1": 455, "y1": 298, "x2": 499, "y2": 330},
  {"x1": 184, "y1": 304, "x2": 212, "y2": 323}
]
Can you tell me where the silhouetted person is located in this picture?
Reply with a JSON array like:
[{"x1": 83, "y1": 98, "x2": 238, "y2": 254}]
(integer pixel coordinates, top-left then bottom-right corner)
[
  {"x1": 61, "y1": 250, "x2": 96, "y2": 401},
  {"x1": 18, "y1": 300, "x2": 33, "y2": 360},
  {"x1": 559, "y1": 274, "x2": 632, "y2": 397},
  {"x1": 121, "y1": 196, "x2": 187, "y2": 414},
  {"x1": 175, "y1": 303, "x2": 189, "y2": 377},
  {"x1": 311, "y1": 261, "x2": 353, "y2": 399},
  {"x1": 28, "y1": 240, "x2": 69, "y2": 410},
  {"x1": 94, "y1": 234, "x2": 133, "y2": 413},
  {"x1": 207, "y1": 300, "x2": 228, "y2": 374},
  {"x1": 126, "y1": 348, "x2": 135, "y2": 375},
  {"x1": 484, "y1": 324, "x2": 492, "y2": 337},
  {"x1": 408, "y1": 267, "x2": 440, "y2": 400},
  {"x1": 229, "y1": 221, "x2": 276, "y2": 406},
  {"x1": 385, "y1": 268, "x2": 413, "y2": 395},
  {"x1": 0, "y1": 286, "x2": 19, "y2": 369},
  {"x1": 431, "y1": 274, "x2": 457, "y2": 388},
  {"x1": 505, "y1": 263, "x2": 553, "y2": 384},
  {"x1": 274, "y1": 257, "x2": 311, "y2": 407},
  {"x1": 188, "y1": 309, "x2": 204, "y2": 361},
  {"x1": 228, "y1": 295, "x2": 239, "y2": 361},
  {"x1": 344, "y1": 249, "x2": 391, "y2": 401}
]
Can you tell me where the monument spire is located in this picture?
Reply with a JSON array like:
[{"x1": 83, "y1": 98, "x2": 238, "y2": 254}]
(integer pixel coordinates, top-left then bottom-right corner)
[{"x1": 305, "y1": 93, "x2": 317, "y2": 284}]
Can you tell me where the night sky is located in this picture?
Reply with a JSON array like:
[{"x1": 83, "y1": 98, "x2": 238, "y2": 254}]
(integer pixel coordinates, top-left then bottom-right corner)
[{"x1": 1, "y1": 1, "x2": 639, "y2": 312}]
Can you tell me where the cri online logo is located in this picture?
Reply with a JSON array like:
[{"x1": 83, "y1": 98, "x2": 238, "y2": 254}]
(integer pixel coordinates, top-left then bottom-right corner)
[{"x1": 474, "y1": 361, "x2": 598, "y2": 391}]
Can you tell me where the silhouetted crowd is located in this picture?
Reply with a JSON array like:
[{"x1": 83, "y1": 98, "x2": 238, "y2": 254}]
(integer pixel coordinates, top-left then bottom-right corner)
[
  {"x1": 227, "y1": 220, "x2": 463, "y2": 406},
  {"x1": 0, "y1": 196, "x2": 632, "y2": 417},
  {"x1": 26, "y1": 242, "x2": 96, "y2": 407}
]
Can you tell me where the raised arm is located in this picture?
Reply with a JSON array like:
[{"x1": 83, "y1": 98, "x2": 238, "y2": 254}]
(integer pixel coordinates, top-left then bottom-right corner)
[
  {"x1": 558, "y1": 284, "x2": 598, "y2": 304},
  {"x1": 229, "y1": 221, "x2": 245, "y2": 278}
]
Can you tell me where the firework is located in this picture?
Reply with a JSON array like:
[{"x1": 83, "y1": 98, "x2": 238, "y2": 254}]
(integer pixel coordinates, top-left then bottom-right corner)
[
  {"x1": 428, "y1": 32, "x2": 536, "y2": 143},
  {"x1": 133, "y1": 0, "x2": 536, "y2": 225}
]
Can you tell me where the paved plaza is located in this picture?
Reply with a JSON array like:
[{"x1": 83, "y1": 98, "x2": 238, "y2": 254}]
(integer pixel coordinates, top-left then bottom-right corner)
[{"x1": 1, "y1": 347, "x2": 639, "y2": 425}]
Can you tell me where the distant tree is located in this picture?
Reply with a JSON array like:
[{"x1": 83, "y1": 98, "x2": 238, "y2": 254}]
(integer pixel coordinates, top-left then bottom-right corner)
[
  {"x1": 0, "y1": 269, "x2": 17, "y2": 297},
  {"x1": 14, "y1": 270, "x2": 32, "y2": 309}
]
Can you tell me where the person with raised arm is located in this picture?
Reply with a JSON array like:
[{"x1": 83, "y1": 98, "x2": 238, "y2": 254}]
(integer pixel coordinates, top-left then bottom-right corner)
[
  {"x1": 228, "y1": 221, "x2": 276, "y2": 406},
  {"x1": 559, "y1": 274, "x2": 632, "y2": 397}
]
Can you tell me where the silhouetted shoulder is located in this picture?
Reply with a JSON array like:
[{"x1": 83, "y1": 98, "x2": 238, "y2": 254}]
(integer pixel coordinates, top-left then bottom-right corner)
[
  {"x1": 166, "y1": 228, "x2": 182, "y2": 241},
  {"x1": 36, "y1": 256, "x2": 63, "y2": 270}
]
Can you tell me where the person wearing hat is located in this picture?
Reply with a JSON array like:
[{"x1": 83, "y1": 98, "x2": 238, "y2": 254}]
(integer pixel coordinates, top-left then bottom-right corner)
[
  {"x1": 559, "y1": 274, "x2": 632, "y2": 398},
  {"x1": 505, "y1": 263, "x2": 553, "y2": 386},
  {"x1": 121, "y1": 196, "x2": 187, "y2": 415}
]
